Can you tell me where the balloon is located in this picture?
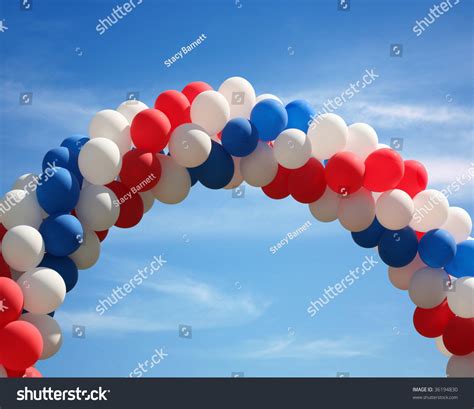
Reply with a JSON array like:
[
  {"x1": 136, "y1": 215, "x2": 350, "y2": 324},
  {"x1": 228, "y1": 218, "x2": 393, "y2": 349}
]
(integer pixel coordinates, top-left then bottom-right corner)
[
  {"x1": 408, "y1": 267, "x2": 448, "y2": 308},
  {"x1": 325, "y1": 151, "x2": 365, "y2": 195},
  {"x1": 70, "y1": 230, "x2": 100, "y2": 270},
  {"x1": 0, "y1": 365, "x2": 6, "y2": 377},
  {"x1": 344, "y1": 123, "x2": 378, "y2": 161},
  {"x1": 442, "y1": 316, "x2": 474, "y2": 356},
  {"x1": 60, "y1": 135, "x2": 89, "y2": 158},
  {"x1": 168, "y1": 123, "x2": 212, "y2": 167},
  {"x1": 39, "y1": 255, "x2": 78, "y2": 293},
  {"x1": 378, "y1": 227, "x2": 418, "y2": 267},
  {"x1": 273, "y1": 128, "x2": 312, "y2": 169},
  {"x1": 221, "y1": 118, "x2": 259, "y2": 157},
  {"x1": 193, "y1": 141, "x2": 234, "y2": 189},
  {"x1": 187, "y1": 166, "x2": 200, "y2": 187},
  {"x1": 139, "y1": 190, "x2": 155, "y2": 213},
  {"x1": 95, "y1": 229, "x2": 108, "y2": 242},
  {"x1": 106, "y1": 181, "x2": 144, "y2": 228},
  {"x1": 388, "y1": 254, "x2": 426, "y2": 291},
  {"x1": 445, "y1": 240, "x2": 474, "y2": 278},
  {"x1": 351, "y1": 217, "x2": 386, "y2": 248},
  {"x1": 119, "y1": 149, "x2": 161, "y2": 191},
  {"x1": 42, "y1": 147, "x2": 82, "y2": 183},
  {"x1": 288, "y1": 157, "x2": 326, "y2": 204},
  {"x1": 307, "y1": 113, "x2": 348, "y2": 160},
  {"x1": 218, "y1": 76, "x2": 256, "y2": 119},
  {"x1": 363, "y1": 148, "x2": 404, "y2": 192},
  {"x1": 413, "y1": 300, "x2": 454, "y2": 338},
  {"x1": 190, "y1": 90, "x2": 230, "y2": 135},
  {"x1": 262, "y1": 165, "x2": 291, "y2": 200},
  {"x1": 22, "y1": 366, "x2": 43, "y2": 378},
  {"x1": 250, "y1": 99, "x2": 288, "y2": 142},
  {"x1": 0, "y1": 253, "x2": 11, "y2": 278},
  {"x1": 409, "y1": 189, "x2": 449, "y2": 232},
  {"x1": 435, "y1": 336, "x2": 452, "y2": 357},
  {"x1": 285, "y1": 100, "x2": 315, "y2": 133},
  {"x1": 224, "y1": 157, "x2": 244, "y2": 189},
  {"x1": 308, "y1": 186, "x2": 340, "y2": 222},
  {"x1": 39, "y1": 214, "x2": 83, "y2": 257},
  {"x1": 1, "y1": 226, "x2": 44, "y2": 272},
  {"x1": 20, "y1": 313, "x2": 62, "y2": 359},
  {"x1": 446, "y1": 353, "x2": 474, "y2": 377},
  {"x1": 18, "y1": 267, "x2": 66, "y2": 314},
  {"x1": 182, "y1": 81, "x2": 213, "y2": 104},
  {"x1": 0, "y1": 277, "x2": 23, "y2": 328},
  {"x1": 154, "y1": 90, "x2": 191, "y2": 131},
  {"x1": 75, "y1": 185, "x2": 120, "y2": 231},
  {"x1": 0, "y1": 321, "x2": 42, "y2": 370},
  {"x1": 130, "y1": 108, "x2": 171, "y2": 153},
  {"x1": 240, "y1": 142, "x2": 279, "y2": 187},
  {"x1": 256, "y1": 94, "x2": 283, "y2": 104},
  {"x1": 447, "y1": 277, "x2": 474, "y2": 318},
  {"x1": 116, "y1": 100, "x2": 149, "y2": 124},
  {"x1": 88, "y1": 109, "x2": 131, "y2": 155},
  {"x1": 337, "y1": 188, "x2": 375, "y2": 232},
  {"x1": 1, "y1": 189, "x2": 43, "y2": 229},
  {"x1": 375, "y1": 189, "x2": 414, "y2": 230},
  {"x1": 418, "y1": 229, "x2": 456, "y2": 268},
  {"x1": 151, "y1": 154, "x2": 191, "y2": 204},
  {"x1": 441, "y1": 207, "x2": 472, "y2": 243},
  {"x1": 395, "y1": 160, "x2": 428, "y2": 198},
  {"x1": 78, "y1": 138, "x2": 122, "y2": 185}
]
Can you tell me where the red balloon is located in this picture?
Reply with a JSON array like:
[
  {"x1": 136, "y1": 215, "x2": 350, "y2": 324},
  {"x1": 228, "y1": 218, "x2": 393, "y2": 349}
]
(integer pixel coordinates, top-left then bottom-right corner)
[
  {"x1": 182, "y1": 81, "x2": 213, "y2": 104},
  {"x1": 0, "y1": 223, "x2": 7, "y2": 241},
  {"x1": 415, "y1": 231, "x2": 425, "y2": 241},
  {"x1": 396, "y1": 160, "x2": 428, "y2": 198},
  {"x1": 106, "y1": 181, "x2": 144, "y2": 229},
  {"x1": 154, "y1": 90, "x2": 191, "y2": 131},
  {"x1": 6, "y1": 368, "x2": 25, "y2": 378},
  {"x1": 7, "y1": 366, "x2": 42, "y2": 378},
  {"x1": 325, "y1": 152, "x2": 365, "y2": 195},
  {"x1": 0, "y1": 254, "x2": 11, "y2": 279},
  {"x1": 288, "y1": 158, "x2": 326, "y2": 204},
  {"x1": 443, "y1": 316, "x2": 474, "y2": 356},
  {"x1": 0, "y1": 321, "x2": 43, "y2": 370},
  {"x1": 262, "y1": 165, "x2": 291, "y2": 200},
  {"x1": 119, "y1": 149, "x2": 161, "y2": 192},
  {"x1": 363, "y1": 148, "x2": 405, "y2": 192},
  {"x1": 413, "y1": 300, "x2": 455, "y2": 338},
  {"x1": 131, "y1": 109, "x2": 171, "y2": 153},
  {"x1": 0, "y1": 277, "x2": 23, "y2": 328},
  {"x1": 95, "y1": 230, "x2": 109, "y2": 242}
]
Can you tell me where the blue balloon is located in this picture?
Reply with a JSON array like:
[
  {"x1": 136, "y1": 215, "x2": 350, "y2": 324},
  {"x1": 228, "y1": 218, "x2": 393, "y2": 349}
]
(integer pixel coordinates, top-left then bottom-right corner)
[
  {"x1": 444, "y1": 240, "x2": 474, "y2": 278},
  {"x1": 250, "y1": 99, "x2": 288, "y2": 141},
  {"x1": 187, "y1": 166, "x2": 199, "y2": 187},
  {"x1": 39, "y1": 214, "x2": 83, "y2": 257},
  {"x1": 43, "y1": 147, "x2": 83, "y2": 185},
  {"x1": 351, "y1": 217, "x2": 387, "y2": 248},
  {"x1": 418, "y1": 229, "x2": 456, "y2": 268},
  {"x1": 285, "y1": 100, "x2": 315, "y2": 132},
  {"x1": 221, "y1": 118, "x2": 259, "y2": 157},
  {"x1": 194, "y1": 141, "x2": 234, "y2": 189},
  {"x1": 40, "y1": 254, "x2": 78, "y2": 292},
  {"x1": 22, "y1": 309, "x2": 55, "y2": 317},
  {"x1": 60, "y1": 135, "x2": 89, "y2": 157},
  {"x1": 378, "y1": 227, "x2": 418, "y2": 267},
  {"x1": 36, "y1": 167, "x2": 80, "y2": 215}
]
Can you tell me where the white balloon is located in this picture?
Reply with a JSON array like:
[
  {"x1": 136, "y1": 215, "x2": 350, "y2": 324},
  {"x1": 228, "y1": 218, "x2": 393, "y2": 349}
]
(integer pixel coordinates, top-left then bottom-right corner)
[
  {"x1": 224, "y1": 157, "x2": 244, "y2": 189},
  {"x1": 218, "y1": 76, "x2": 256, "y2": 119},
  {"x1": 12, "y1": 174, "x2": 48, "y2": 219},
  {"x1": 75, "y1": 185, "x2": 119, "y2": 231},
  {"x1": 78, "y1": 138, "x2": 122, "y2": 185},
  {"x1": 441, "y1": 207, "x2": 472, "y2": 243},
  {"x1": 410, "y1": 189, "x2": 449, "y2": 232},
  {"x1": 446, "y1": 353, "x2": 474, "y2": 377},
  {"x1": 273, "y1": 128, "x2": 312, "y2": 169},
  {"x1": 89, "y1": 109, "x2": 131, "y2": 155},
  {"x1": 20, "y1": 313, "x2": 63, "y2": 359},
  {"x1": 0, "y1": 365, "x2": 6, "y2": 377},
  {"x1": 18, "y1": 267, "x2": 66, "y2": 314},
  {"x1": 307, "y1": 113, "x2": 348, "y2": 160},
  {"x1": 447, "y1": 276, "x2": 474, "y2": 318},
  {"x1": 256, "y1": 94, "x2": 283, "y2": 104},
  {"x1": 151, "y1": 155, "x2": 191, "y2": 204},
  {"x1": 190, "y1": 90, "x2": 230, "y2": 135},
  {"x1": 345, "y1": 123, "x2": 378, "y2": 161},
  {"x1": 1, "y1": 189, "x2": 43, "y2": 229},
  {"x1": 376, "y1": 189, "x2": 414, "y2": 230},
  {"x1": 388, "y1": 254, "x2": 426, "y2": 290},
  {"x1": 139, "y1": 190, "x2": 155, "y2": 213},
  {"x1": 116, "y1": 100, "x2": 149, "y2": 124},
  {"x1": 409, "y1": 267, "x2": 448, "y2": 308},
  {"x1": 376, "y1": 143, "x2": 390, "y2": 150},
  {"x1": 2, "y1": 226, "x2": 44, "y2": 272},
  {"x1": 309, "y1": 187, "x2": 340, "y2": 222},
  {"x1": 70, "y1": 230, "x2": 100, "y2": 270},
  {"x1": 10, "y1": 269, "x2": 24, "y2": 281},
  {"x1": 435, "y1": 336, "x2": 452, "y2": 357},
  {"x1": 168, "y1": 123, "x2": 212, "y2": 168},
  {"x1": 337, "y1": 188, "x2": 375, "y2": 232},
  {"x1": 240, "y1": 142, "x2": 278, "y2": 187}
]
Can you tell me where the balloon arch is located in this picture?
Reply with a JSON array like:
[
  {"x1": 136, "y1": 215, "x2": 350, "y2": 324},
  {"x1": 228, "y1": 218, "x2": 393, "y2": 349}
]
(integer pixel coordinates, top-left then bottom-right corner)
[{"x1": 0, "y1": 77, "x2": 473, "y2": 378}]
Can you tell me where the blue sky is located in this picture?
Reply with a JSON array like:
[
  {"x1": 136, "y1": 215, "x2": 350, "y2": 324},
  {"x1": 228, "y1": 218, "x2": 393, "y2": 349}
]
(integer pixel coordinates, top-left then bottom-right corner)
[{"x1": 0, "y1": 0, "x2": 473, "y2": 377}]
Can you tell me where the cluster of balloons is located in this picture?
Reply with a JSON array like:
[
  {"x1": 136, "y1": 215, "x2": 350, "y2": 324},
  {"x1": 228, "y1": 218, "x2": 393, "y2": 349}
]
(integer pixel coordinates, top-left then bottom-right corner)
[{"x1": 0, "y1": 76, "x2": 472, "y2": 377}]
